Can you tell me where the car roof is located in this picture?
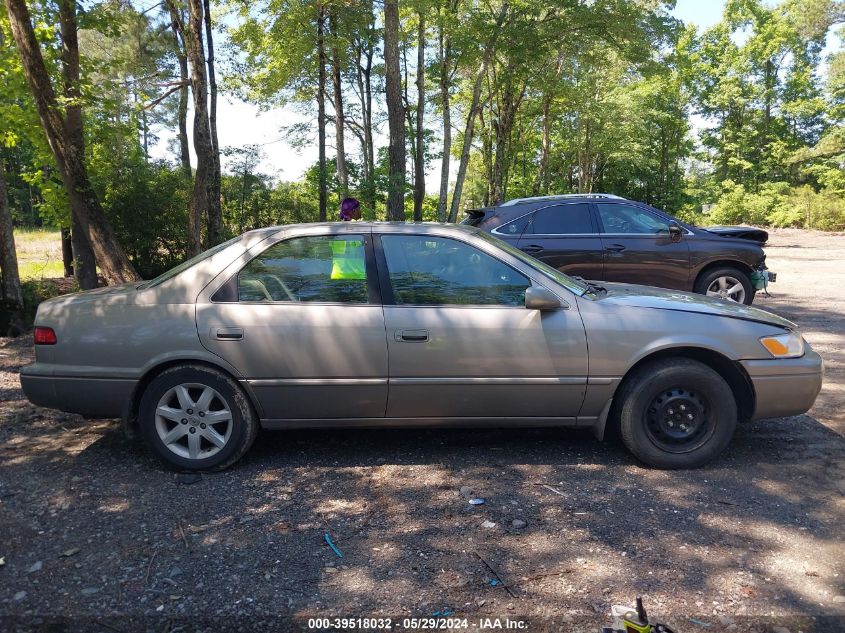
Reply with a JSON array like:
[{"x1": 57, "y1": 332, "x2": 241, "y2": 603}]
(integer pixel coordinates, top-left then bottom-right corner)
[
  {"x1": 498, "y1": 193, "x2": 626, "y2": 207},
  {"x1": 254, "y1": 221, "x2": 480, "y2": 233}
]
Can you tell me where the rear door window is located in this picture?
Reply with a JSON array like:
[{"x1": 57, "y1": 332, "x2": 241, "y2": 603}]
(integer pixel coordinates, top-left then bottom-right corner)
[
  {"x1": 527, "y1": 204, "x2": 594, "y2": 235},
  {"x1": 238, "y1": 235, "x2": 369, "y2": 303}
]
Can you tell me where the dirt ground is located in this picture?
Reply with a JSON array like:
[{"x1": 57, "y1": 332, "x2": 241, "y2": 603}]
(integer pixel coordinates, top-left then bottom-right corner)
[{"x1": 1, "y1": 228, "x2": 843, "y2": 633}]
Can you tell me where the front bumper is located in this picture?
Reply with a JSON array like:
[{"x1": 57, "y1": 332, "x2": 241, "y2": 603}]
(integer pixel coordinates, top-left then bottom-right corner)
[
  {"x1": 20, "y1": 363, "x2": 135, "y2": 419},
  {"x1": 741, "y1": 348, "x2": 823, "y2": 420}
]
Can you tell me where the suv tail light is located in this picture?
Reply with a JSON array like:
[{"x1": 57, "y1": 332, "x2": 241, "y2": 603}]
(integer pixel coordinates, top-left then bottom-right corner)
[{"x1": 34, "y1": 326, "x2": 57, "y2": 345}]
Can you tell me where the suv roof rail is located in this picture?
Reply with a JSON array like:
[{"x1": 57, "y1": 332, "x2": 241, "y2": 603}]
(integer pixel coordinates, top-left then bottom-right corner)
[{"x1": 499, "y1": 193, "x2": 626, "y2": 207}]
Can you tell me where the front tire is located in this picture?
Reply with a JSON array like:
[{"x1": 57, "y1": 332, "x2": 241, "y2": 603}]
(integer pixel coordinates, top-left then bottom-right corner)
[
  {"x1": 694, "y1": 266, "x2": 755, "y2": 305},
  {"x1": 616, "y1": 358, "x2": 737, "y2": 469},
  {"x1": 139, "y1": 364, "x2": 258, "y2": 471}
]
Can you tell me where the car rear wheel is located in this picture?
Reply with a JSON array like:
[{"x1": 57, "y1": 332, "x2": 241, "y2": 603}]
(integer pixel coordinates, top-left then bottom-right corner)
[
  {"x1": 694, "y1": 267, "x2": 754, "y2": 305},
  {"x1": 139, "y1": 365, "x2": 258, "y2": 471},
  {"x1": 616, "y1": 358, "x2": 737, "y2": 469}
]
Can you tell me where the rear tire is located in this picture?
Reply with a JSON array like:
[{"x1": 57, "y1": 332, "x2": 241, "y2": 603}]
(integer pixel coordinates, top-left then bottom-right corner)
[
  {"x1": 616, "y1": 358, "x2": 737, "y2": 469},
  {"x1": 694, "y1": 266, "x2": 755, "y2": 305},
  {"x1": 138, "y1": 364, "x2": 258, "y2": 471}
]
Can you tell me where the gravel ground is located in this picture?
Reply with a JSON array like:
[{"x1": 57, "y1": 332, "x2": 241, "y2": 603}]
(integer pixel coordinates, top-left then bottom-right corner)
[{"x1": 1, "y1": 228, "x2": 843, "y2": 633}]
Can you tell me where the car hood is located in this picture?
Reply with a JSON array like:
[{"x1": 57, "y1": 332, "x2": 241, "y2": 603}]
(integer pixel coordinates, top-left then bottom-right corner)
[
  {"x1": 594, "y1": 282, "x2": 797, "y2": 330},
  {"x1": 702, "y1": 225, "x2": 769, "y2": 243}
]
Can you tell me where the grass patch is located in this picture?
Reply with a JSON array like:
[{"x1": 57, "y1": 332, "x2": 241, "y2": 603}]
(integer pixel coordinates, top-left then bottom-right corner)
[
  {"x1": 18, "y1": 260, "x2": 66, "y2": 280},
  {"x1": 14, "y1": 228, "x2": 64, "y2": 281}
]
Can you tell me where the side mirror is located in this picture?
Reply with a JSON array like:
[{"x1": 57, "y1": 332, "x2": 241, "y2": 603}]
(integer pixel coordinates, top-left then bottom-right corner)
[
  {"x1": 525, "y1": 286, "x2": 561, "y2": 311},
  {"x1": 668, "y1": 222, "x2": 683, "y2": 243}
]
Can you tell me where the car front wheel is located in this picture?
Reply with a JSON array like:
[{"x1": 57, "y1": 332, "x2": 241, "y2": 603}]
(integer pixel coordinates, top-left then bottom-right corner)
[
  {"x1": 139, "y1": 364, "x2": 258, "y2": 471},
  {"x1": 694, "y1": 267, "x2": 755, "y2": 305},
  {"x1": 616, "y1": 358, "x2": 737, "y2": 469}
]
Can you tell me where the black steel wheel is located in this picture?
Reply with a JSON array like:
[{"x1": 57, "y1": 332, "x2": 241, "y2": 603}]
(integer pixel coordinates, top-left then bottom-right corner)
[{"x1": 616, "y1": 358, "x2": 737, "y2": 469}]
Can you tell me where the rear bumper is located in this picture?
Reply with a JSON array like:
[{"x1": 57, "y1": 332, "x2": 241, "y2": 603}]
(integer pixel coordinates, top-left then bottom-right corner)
[
  {"x1": 741, "y1": 348, "x2": 823, "y2": 420},
  {"x1": 20, "y1": 364, "x2": 135, "y2": 419}
]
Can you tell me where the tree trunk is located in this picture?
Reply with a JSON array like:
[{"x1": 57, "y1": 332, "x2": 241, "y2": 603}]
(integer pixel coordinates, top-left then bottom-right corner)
[
  {"x1": 536, "y1": 91, "x2": 551, "y2": 195},
  {"x1": 0, "y1": 161, "x2": 24, "y2": 335},
  {"x1": 413, "y1": 11, "x2": 425, "y2": 222},
  {"x1": 317, "y1": 2, "x2": 328, "y2": 221},
  {"x1": 436, "y1": 11, "x2": 451, "y2": 222},
  {"x1": 60, "y1": 226, "x2": 74, "y2": 277},
  {"x1": 329, "y1": 14, "x2": 348, "y2": 200},
  {"x1": 355, "y1": 30, "x2": 376, "y2": 216},
  {"x1": 185, "y1": 0, "x2": 212, "y2": 255},
  {"x1": 166, "y1": 0, "x2": 191, "y2": 177},
  {"x1": 383, "y1": 0, "x2": 406, "y2": 221},
  {"x1": 490, "y1": 82, "x2": 524, "y2": 204},
  {"x1": 202, "y1": 0, "x2": 223, "y2": 245},
  {"x1": 5, "y1": 0, "x2": 139, "y2": 285},
  {"x1": 354, "y1": 44, "x2": 371, "y2": 209},
  {"x1": 71, "y1": 215, "x2": 97, "y2": 289},
  {"x1": 448, "y1": 2, "x2": 508, "y2": 222},
  {"x1": 59, "y1": 0, "x2": 98, "y2": 288}
]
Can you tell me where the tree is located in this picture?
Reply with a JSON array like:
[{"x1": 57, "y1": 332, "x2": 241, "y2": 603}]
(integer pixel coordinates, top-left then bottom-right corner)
[
  {"x1": 413, "y1": 7, "x2": 425, "y2": 221},
  {"x1": 0, "y1": 159, "x2": 23, "y2": 334},
  {"x1": 4, "y1": 0, "x2": 139, "y2": 286},
  {"x1": 383, "y1": 0, "x2": 405, "y2": 220},
  {"x1": 166, "y1": 1, "x2": 192, "y2": 177},
  {"x1": 183, "y1": 0, "x2": 217, "y2": 254},
  {"x1": 448, "y1": 1, "x2": 508, "y2": 221}
]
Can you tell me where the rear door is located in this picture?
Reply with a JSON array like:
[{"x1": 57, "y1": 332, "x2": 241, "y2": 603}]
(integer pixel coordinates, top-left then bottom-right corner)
[
  {"x1": 515, "y1": 203, "x2": 604, "y2": 279},
  {"x1": 196, "y1": 229, "x2": 388, "y2": 421},
  {"x1": 376, "y1": 230, "x2": 589, "y2": 420},
  {"x1": 595, "y1": 202, "x2": 691, "y2": 290}
]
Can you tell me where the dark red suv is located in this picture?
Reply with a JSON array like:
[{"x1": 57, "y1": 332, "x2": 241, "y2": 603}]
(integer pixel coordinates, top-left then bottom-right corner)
[{"x1": 463, "y1": 194, "x2": 775, "y2": 305}]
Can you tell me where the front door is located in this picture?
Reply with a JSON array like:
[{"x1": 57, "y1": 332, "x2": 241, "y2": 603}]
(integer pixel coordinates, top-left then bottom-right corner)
[
  {"x1": 196, "y1": 232, "x2": 388, "y2": 420},
  {"x1": 595, "y1": 202, "x2": 691, "y2": 290},
  {"x1": 376, "y1": 232, "x2": 589, "y2": 420}
]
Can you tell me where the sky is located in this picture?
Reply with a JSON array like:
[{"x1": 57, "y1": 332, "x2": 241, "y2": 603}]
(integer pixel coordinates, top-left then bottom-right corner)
[{"x1": 147, "y1": 0, "x2": 842, "y2": 195}]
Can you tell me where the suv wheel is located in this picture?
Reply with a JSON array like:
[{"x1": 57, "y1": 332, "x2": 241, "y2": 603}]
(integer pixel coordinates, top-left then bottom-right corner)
[
  {"x1": 616, "y1": 358, "x2": 737, "y2": 469},
  {"x1": 694, "y1": 267, "x2": 754, "y2": 305},
  {"x1": 139, "y1": 364, "x2": 258, "y2": 471}
]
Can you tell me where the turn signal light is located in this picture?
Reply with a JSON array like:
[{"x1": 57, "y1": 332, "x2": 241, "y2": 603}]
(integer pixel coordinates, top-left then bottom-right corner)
[{"x1": 33, "y1": 326, "x2": 57, "y2": 345}]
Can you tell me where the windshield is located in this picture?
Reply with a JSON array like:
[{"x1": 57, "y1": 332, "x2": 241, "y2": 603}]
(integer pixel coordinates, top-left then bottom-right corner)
[
  {"x1": 138, "y1": 235, "x2": 243, "y2": 289},
  {"x1": 474, "y1": 230, "x2": 590, "y2": 296}
]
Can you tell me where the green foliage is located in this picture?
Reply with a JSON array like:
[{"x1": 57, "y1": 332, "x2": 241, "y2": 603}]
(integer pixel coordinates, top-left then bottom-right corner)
[{"x1": 707, "y1": 180, "x2": 845, "y2": 230}]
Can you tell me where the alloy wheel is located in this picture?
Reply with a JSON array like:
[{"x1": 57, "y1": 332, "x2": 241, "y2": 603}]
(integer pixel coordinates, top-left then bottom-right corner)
[
  {"x1": 154, "y1": 383, "x2": 233, "y2": 460},
  {"x1": 705, "y1": 275, "x2": 746, "y2": 303}
]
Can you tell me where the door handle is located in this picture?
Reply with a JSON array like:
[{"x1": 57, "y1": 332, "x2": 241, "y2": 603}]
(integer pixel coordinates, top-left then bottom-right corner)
[
  {"x1": 521, "y1": 245, "x2": 544, "y2": 254},
  {"x1": 395, "y1": 329, "x2": 429, "y2": 343},
  {"x1": 214, "y1": 327, "x2": 243, "y2": 340},
  {"x1": 605, "y1": 244, "x2": 626, "y2": 253}
]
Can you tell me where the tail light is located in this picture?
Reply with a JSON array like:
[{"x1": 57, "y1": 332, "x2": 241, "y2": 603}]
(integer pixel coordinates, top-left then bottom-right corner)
[{"x1": 34, "y1": 326, "x2": 57, "y2": 345}]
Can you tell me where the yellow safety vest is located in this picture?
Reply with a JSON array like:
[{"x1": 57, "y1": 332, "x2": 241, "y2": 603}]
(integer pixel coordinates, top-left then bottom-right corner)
[{"x1": 330, "y1": 239, "x2": 366, "y2": 280}]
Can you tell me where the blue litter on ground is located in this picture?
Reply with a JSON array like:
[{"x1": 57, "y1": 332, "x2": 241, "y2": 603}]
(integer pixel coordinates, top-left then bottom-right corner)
[
  {"x1": 324, "y1": 533, "x2": 343, "y2": 558},
  {"x1": 469, "y1": 498, "x2": 485, "y2": 505},
  {"x1": 688, "y1": 618, "x2": 711, "y2": 627},
  {"x1": 490, "y1": 579, "x2": 500, "y2": 586}
]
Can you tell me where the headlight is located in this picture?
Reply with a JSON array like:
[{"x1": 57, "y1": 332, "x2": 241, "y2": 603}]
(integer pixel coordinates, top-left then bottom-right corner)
[{"x1": 760, "y1": 332, "x2": 805, "y2": 358}]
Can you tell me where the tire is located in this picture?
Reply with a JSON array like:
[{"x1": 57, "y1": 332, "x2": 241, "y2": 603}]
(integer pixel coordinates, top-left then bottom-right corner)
[
  {"x1": 138, "y1": 364, "x2": 258, "y2": 471},
  {"x1": 694, "y1": 266, "x2": 755, "y2": 305},
  {"x1": 616, "y1": 358, "x2": 737, "y2": 469}
]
